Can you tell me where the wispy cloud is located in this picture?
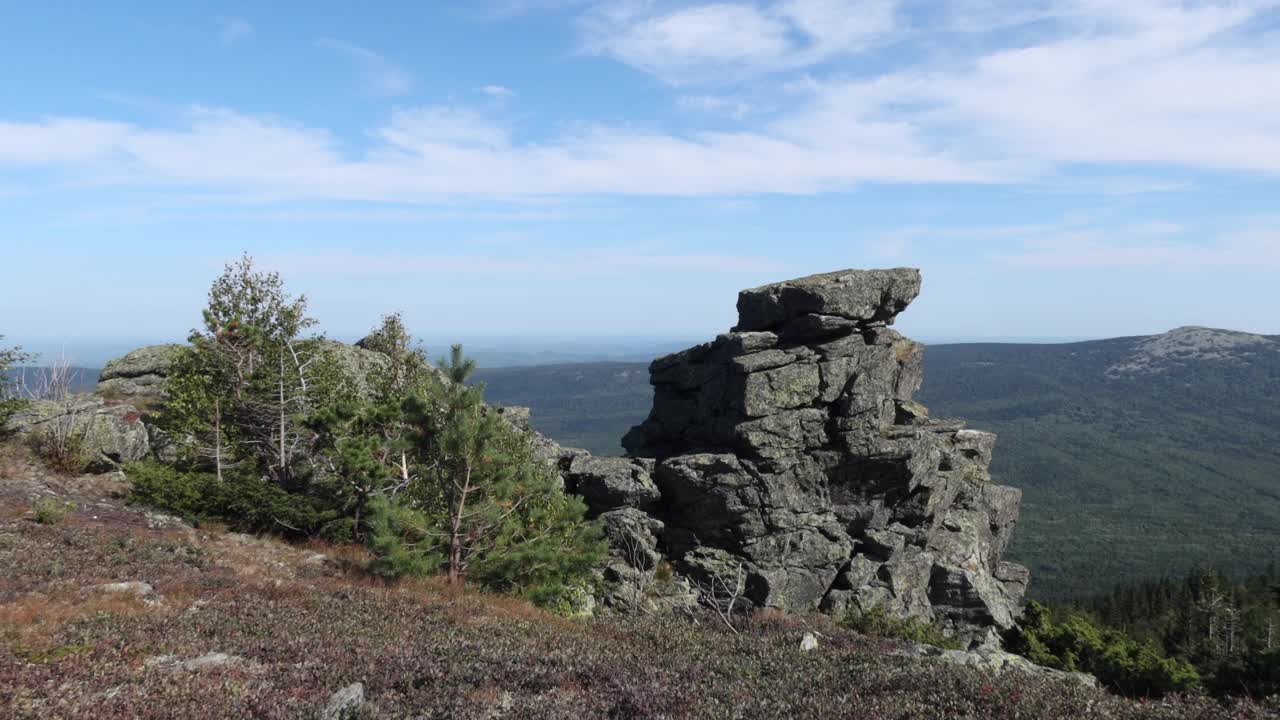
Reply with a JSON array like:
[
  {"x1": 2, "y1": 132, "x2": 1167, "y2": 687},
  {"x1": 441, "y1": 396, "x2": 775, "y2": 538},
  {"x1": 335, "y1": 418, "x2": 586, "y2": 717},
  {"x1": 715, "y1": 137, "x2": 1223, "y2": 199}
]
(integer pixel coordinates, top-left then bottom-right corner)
[
  {"x1": 478, "y1": 84, "x2": 516, "y2": 100},
  {"x1": 580, "y1": 0, "x2": 899, "y2": 83},
  {"x1": 261, "y1": 248, "x2": 786, "y2": 276},
  {"x1": 870, "y1": 217, "x2": 1280, "y2": 271},
  {"x1": 997, "y1": 233, "x2": 1280, "y2": 270},
  {"x1": 217, "y1": 16, "x2": 253, "y2": 43},
  {"x1": 678, "y1": 94, "x2": 754, "y2": 119},
  {"x1": 0, "y1": 104, "x2": 995, "y2": 200},
  {"x1": 3, "y1": 1, "x2": 1280, "y2": 204},
  {"x1": 316, "y1": 37, "x2": 413, "y2": 96}
]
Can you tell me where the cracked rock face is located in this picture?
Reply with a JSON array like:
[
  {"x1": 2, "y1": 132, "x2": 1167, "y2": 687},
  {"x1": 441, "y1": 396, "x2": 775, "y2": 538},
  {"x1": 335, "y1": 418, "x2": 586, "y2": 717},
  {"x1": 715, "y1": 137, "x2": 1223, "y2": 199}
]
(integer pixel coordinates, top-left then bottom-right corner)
[
  {"x1": 570, "y1": 268, "x2": 1027, "y2": 641},
  {"x1": 95, "y1": 344, "x2": 184, "y2": 399}
]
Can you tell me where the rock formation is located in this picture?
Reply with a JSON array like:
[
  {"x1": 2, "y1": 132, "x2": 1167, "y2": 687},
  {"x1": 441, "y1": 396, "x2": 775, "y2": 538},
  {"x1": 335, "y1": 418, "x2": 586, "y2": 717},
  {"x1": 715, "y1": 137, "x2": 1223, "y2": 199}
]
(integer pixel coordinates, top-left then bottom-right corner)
[
  {"x1": 565, "y1": 268, "x2": 1028, "y2": 642},
  {"x1": 7, "y1": 396, "x2": 152, "y2": 472},
  {"x1": 96, "y1": 344, "x2": 184, "y2": 399},
  {"x1": 38, "y1": 268, "x2": 1026, "y2": 642}
]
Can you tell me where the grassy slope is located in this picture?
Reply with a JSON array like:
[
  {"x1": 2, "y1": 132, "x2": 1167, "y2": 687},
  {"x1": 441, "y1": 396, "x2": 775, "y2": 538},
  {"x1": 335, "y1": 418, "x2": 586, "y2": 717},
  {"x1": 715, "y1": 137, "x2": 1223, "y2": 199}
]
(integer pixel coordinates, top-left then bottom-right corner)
[
  {"x1": 474, "y1": 334, "x2": 1280, "y2": 601},
  {"x1": 0, "y1": 442, "x2": 1270, "y2": 719}
]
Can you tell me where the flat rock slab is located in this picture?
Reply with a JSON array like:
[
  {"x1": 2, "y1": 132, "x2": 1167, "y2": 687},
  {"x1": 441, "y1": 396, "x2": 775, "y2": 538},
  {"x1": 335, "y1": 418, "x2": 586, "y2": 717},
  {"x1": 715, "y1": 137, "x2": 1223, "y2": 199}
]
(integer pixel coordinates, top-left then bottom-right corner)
[{"x1": 735, "y1": 268, "x2": 922, "y2": 332}]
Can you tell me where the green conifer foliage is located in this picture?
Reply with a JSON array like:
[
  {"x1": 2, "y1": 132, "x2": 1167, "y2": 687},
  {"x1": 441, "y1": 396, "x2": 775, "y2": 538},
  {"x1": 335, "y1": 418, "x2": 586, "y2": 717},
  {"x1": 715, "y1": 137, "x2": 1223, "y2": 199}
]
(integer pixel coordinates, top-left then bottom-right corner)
[
  {"x1": 365, "y1": 344, "x2": 606, "y2": 607},
  {"x1": 160, "y1": 254, "x2": 347, "y2": 485},
  {"x1": 1006, "y1": 600, "x2": 1201, "y2": 697},
  {"x1": 0, "y1": 336, "x2": 31, "y2": 431}
]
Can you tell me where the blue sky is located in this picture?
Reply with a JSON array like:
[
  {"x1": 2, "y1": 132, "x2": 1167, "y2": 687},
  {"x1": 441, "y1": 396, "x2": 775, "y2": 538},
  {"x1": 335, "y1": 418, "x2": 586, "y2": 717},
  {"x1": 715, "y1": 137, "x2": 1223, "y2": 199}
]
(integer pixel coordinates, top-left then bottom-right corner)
[{"x1": 2, "y1": 0, "x2": 1279, "y2": 352}]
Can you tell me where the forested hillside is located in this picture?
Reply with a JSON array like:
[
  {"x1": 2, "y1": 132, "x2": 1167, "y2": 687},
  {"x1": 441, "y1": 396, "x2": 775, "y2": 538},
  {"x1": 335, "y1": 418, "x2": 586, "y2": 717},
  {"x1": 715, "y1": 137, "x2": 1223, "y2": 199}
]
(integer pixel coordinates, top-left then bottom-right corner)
[
  {"x1": 476, "y1": 328, "x2": 1280, "y2": 601},
  {"x1": 920, "y1": 329, "x2": 1280, "y2": 599},
  {"x1": 473, "y1": 362, "x2": 652, "y2": 455}
]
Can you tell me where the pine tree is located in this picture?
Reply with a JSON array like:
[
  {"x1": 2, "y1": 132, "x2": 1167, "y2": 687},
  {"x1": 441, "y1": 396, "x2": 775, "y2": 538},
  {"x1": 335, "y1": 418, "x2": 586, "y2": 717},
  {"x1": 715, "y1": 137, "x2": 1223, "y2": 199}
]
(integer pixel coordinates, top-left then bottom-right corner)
[
  {"x1": 162, "y1": 254, "x2": 344, "y2": 485},
  {"x1": 365, "y1": 344, "x2": 605, "y2": 606},
  {"x1": 0, "y1": 337, "x2": 31, "y2": 431}
]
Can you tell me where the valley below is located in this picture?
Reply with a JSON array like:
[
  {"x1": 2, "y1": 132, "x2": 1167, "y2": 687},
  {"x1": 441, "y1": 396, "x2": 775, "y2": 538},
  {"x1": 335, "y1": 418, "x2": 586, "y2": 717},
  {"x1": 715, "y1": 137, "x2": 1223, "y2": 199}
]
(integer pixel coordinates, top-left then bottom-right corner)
[{"x1": 476, "y1": 327, "x2": 1280, "y2": 601}]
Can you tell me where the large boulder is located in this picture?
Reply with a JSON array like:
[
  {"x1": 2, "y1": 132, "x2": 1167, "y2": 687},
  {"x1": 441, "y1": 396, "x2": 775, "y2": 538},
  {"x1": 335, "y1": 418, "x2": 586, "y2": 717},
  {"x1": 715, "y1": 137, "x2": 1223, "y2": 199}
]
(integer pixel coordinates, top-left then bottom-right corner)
[
  {"x1": 315, "y1": 339, "x2": 394, "y2": 401},
  {"x1": 565, "y1": 455, "x2": 661, "y2": 516},
  {"x1": 7, "y1": 396, "x2": 151, "y2": 472},
  {"x1": 597, "y1": 268, "x2": 1027, "y2": 644},
  {"x1": 734, "y1": 268, "x2": 922, "y2": 333},
  {"x1": 96, "y1": 344, "x2": 184, "y2": 399}
]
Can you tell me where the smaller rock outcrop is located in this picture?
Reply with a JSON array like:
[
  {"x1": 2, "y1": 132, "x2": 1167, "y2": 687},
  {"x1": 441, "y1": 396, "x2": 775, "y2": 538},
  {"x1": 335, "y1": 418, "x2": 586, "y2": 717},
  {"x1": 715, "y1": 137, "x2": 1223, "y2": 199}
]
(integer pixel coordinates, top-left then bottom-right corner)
[
  {"x1": 321, "y1": 683, "x2": 368, "y2": 720},
  {"x1": 95, "y1": 344, "x2": 184, "y2": 399},
  {"x1": 7, "y1": 396, "x2": 151, "y2": 472},
  {"x1": 897, "y1": 644, "x2": 1097, "y2": 688}
]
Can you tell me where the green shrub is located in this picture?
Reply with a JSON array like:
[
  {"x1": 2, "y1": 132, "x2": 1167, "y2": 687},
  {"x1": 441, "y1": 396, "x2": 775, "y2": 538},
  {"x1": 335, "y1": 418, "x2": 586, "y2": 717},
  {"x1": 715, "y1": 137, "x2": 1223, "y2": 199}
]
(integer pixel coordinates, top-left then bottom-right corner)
[
  {"x1": 126, "y1": 460, "x2": 216, "y2": 520},
  {"x1": 0, "y1": 338, "x2": 30, "y2": 432},
  {"x1": 31, "y1": 497, "x2": 74, "y2": 525},
  {"x1": 839, "y1": 604, "x2": 963, "y2": 649},
  {"x1": 1005, "y1": 600, "x2": 1201, "y2": 697},
  {"x1": 125, "y1": 460, "x2": 340, "y2": 536},
  {"x1": 364, "y1": 493, "x2": 442, "y2": 580}
]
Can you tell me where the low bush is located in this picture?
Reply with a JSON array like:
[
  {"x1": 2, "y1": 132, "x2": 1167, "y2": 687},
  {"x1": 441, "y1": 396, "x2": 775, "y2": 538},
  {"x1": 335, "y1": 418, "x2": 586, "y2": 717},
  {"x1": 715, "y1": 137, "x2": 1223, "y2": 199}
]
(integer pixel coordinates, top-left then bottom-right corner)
[
  {"x1": 31, "y1": 497, "x2": 73, "y2": 525},
  {"x1": 125, "y1": 460, "x2": 341, "y2": 537},
  {"x1": 1004, "y1": 600, "x2": 1201, "y2": 697},
  {"x1": 839, "y1": 604, "x2": 963, "y2": 650}
]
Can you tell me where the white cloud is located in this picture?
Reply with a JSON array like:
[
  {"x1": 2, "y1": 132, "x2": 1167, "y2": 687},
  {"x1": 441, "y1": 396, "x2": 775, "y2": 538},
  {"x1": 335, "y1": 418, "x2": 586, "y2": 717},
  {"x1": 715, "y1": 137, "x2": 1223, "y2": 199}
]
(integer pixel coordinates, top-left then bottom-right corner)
[
  {"x1": 0, "y1": 118, "x2": 130, "y2": 165},
  {"x1": 581, "y1": 0, "x2": 898, "y2": 82},
  {"x1": 217, "y1": 17, "x2": 253, "y2": 43},
  {"x1": 996, "y1": 233, "x2": 1280, "y2": 270},
  {"x1": 261, "y1": 248, "x2": 785, "y2": 275},
  {"x1": 3, "y1": 1, "x2": 1280, "y2": 203},
  {"x1": 377, "y1": 108, "x2": 512, "y2": 151},
  {"x1": 478, "y1": 84, "x2": 517, "y2": 100},
  {"x1": 0, "y1": 103, "x2": 995, "y2": 200},
  {"x1": 872, "y1": 216, "x2": 1280, "y2": 271},
  {"x1": 678, "y1": 94, "x2": 754, "y2": 119},
  {"x1": 316, "y1": 38, "x2": 413, "y2": 96}
]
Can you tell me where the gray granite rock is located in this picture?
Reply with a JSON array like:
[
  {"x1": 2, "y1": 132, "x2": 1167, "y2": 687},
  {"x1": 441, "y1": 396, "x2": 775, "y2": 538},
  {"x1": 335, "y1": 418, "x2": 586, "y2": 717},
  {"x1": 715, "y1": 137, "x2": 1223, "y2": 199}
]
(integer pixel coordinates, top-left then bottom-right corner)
[
  {"x1": 734, "y1": 268, "x2": 922, "y2": 332},
  {"x1": 96, "y1": 344, "x2": 184, "y2": 398},
  {"x1": 604, "y1": 268, "x2": 1027, "y2": 644},
  {"x1": 566, "y1": 455, "x2": 661, "y2": 515},
  {"x1": 8, "y1": 396, "x2": 151, "y2": 472}
]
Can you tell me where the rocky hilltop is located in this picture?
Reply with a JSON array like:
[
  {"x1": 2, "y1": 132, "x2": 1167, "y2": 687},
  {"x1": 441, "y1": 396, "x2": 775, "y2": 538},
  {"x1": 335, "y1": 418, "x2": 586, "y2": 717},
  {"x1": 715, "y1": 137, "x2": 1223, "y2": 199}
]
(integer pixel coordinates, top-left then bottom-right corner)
[
  {"x1": 558, "y1": 269, "x2": 1028, "y2": 642},
  {"x1": 4, "y1": 268, "x2": 1027, "y2": 644}
]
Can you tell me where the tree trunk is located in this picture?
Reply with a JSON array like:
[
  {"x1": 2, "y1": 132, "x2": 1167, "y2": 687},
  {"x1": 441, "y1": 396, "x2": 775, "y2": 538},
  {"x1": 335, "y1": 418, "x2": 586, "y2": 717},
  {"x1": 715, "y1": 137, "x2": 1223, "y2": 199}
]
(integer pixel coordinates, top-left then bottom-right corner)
[
  {"x1": 214, "y1": 398, "x2": 223, "y2": 483},
  {"x1": 447, "y1": 462, "x2": 473, "y2": 586},
  {"x1": 278, "y1": 353, "x2": 287, "y2": 483}
]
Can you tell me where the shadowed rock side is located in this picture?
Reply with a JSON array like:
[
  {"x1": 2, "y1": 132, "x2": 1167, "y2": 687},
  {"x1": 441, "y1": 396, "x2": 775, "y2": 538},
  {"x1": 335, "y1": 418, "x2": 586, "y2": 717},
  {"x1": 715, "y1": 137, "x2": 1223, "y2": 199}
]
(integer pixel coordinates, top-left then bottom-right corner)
[{"x1": 560, "y1": 268, "x2": 1028, "y2": 643}]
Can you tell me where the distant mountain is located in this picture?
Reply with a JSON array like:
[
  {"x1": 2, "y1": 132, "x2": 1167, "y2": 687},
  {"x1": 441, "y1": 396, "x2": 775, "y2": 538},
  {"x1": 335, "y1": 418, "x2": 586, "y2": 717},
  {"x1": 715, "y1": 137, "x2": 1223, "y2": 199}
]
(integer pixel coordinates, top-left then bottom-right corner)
[
  {"x1": 475, "y1": 327, "x2": 1280, "y2": 601},
  {"x1": 917, "y1": 327, "x2": 1280, "y2": 600}
]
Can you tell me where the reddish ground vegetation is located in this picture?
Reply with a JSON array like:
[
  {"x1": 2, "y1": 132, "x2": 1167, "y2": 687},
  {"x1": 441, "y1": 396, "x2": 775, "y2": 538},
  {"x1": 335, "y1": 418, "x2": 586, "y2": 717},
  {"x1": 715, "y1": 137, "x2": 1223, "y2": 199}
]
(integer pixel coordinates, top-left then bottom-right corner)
[{"x1": 0, "y1": 440, "x2": 1275, "y2": 719}]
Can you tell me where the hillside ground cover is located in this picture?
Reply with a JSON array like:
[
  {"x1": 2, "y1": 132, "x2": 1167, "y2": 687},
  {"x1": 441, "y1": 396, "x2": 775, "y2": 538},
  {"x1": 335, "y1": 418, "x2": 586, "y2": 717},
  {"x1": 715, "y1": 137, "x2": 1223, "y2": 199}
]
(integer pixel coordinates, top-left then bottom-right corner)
[{"x1": 2, "y1": 438, "x2": 1274, "y2": 719}]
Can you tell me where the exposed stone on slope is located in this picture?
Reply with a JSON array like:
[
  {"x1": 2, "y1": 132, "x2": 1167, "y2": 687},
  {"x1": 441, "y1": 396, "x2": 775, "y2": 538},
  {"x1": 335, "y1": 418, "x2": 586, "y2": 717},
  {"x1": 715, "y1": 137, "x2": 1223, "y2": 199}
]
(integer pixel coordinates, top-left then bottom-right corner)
[
  {"x1": 1107, "y1": 326, "x2": 1278, "y2": 376},
  {"x1": 897, "y1": 644, "x2": 1098, "y2": 688},
  {"x1": 566, "y1": 455, "x2": 661, "y2": 515},
  {"x1": 316, "y1": 338, "x2": 395, "y2": 400},
  {"x1": 570, "y1": 268, "x2": 1028, "y2": 643},
  {"x1": 7, "y1": 396, "x2": 151, "y2": 472},
  {"x1": 321, "y1": 682, "x2": 368, "y2": 720},
  {"x1": 96, "y1": 344, "x2": 184, "y2": 398}
]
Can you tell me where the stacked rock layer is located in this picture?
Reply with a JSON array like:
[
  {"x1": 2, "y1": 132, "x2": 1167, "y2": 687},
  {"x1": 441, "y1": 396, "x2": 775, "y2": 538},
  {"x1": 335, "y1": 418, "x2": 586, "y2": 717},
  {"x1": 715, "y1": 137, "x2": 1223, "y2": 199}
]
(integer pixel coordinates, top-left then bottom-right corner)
[{"x1": 565, "y1": 269, "x2": 1028, "y2": 640}]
